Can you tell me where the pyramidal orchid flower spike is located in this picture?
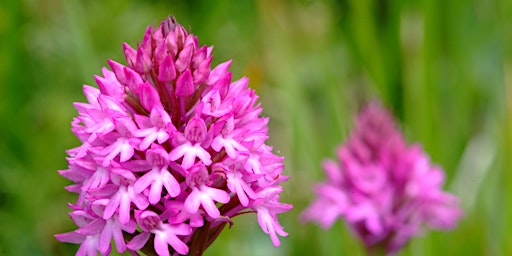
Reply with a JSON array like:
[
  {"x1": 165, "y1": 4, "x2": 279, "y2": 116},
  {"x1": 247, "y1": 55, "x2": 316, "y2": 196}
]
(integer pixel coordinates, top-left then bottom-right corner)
[
  {"x1": 300, "y1": 102, "x2": 462, "y2": 255},
  {"x1": 56, "y1": 16, "x2": 292, "y2": 256}
]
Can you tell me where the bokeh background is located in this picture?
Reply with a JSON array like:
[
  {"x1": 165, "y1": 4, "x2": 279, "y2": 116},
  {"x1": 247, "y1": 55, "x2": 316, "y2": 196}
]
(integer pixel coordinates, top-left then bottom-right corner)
[{"x1": 0, "y1": 0, "x2": 510, "y2": 255}]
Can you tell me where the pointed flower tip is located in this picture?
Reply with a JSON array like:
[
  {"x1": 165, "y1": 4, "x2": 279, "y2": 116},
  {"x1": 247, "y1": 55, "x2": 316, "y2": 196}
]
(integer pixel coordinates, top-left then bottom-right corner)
[
  {"x1": 135, "y1": 47, "x2": 152, "y2": 73},
  {"x1": 157, "y1": 55, "x2": 176, "y2": 82},
  {"x1": 54, "y1": 232, "x2": 85, "y2": 244},
  {"x1": 123, "y1": 42, "x2": 137, "y2": 66},
  {"x1": 139, "y1": 81, "x2": 163, "y2": 111},
  {"x1": 175, "y1": 69, "x2": 194, "y2": 97},
  {"x1": 207, "y1": 60, "x2": 232, "y2": 86},
  {"x1": 161, "y1": 16, "x2": 178, "y2": 36}
]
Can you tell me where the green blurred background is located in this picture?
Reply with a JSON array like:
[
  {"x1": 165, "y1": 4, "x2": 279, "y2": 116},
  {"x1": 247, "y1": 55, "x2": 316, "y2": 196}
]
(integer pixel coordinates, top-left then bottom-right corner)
[{"x1": 0, "y1": 0, "x2": 510, "y2": 255}]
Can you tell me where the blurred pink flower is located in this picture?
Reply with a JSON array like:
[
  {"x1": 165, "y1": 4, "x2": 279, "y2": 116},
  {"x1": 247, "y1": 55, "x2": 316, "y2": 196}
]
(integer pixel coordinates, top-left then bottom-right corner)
[
  {"x1": 56, "y1": 16, "x2": 291, "y2": 256},
  {"x1": 301, "y1": 102, "x2": 462, "y2": 255}
]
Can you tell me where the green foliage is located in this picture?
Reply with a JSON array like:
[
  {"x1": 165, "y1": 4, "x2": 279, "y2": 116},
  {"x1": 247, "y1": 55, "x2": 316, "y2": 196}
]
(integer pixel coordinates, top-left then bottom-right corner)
[{"x1": 0, "y1": 0, "x2": 509, "y2": 255}]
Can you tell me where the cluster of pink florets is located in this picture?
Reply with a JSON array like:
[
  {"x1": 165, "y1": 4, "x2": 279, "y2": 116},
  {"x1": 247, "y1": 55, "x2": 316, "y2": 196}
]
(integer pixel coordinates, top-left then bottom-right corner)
[
  {"x1": 56, "y1": 17, "x2": 291, "y2": 256},
  {"x1": 301, "y1": 102, "x2": 461, "y2": 254}
]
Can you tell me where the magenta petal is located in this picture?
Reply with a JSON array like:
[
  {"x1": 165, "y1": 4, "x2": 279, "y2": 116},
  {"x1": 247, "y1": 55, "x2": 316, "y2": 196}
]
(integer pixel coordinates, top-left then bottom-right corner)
[
  {"x1": 154, "y1": 233, "x2": 170, "y2": 256},
  {"x1": 113, "y1": 225, "x2": 127, "y2": 253},
  {"x1": 76, "y1": 218, "x2": 105, "y2": 236},
  {"x1": 194, "y1": 146, "x2": 212, "y2": 166},
  {"x1": 82, "y1": 85, "x2": 100, "y2": 104},
  {"x1": 168, "y1": 143, "x2": 186, "y2": 162},
  {"x1": 205, "y1": 185, "x2": 230, "y2": 204},
  {"x1": 322, "y1": 159, "x2": 343, "y2": 185},
  {"x1": 189, "y1": 215, "x2": 204, "y2": 227},
  {"x1": 127, "y1": 232, "x2": 151, "y2": 251},
  {"x1": 103, "y1": 192, "x2": 121, "y2": 220},
  {"x1": 54, "y1": 232, "x2": 85, "y2": 244},
  {"x1": 175, "y1": 69, "x2": 194, "y2": 97},
  {"x1": 135, "y1": 47, "x2": 152, "y2": 73},
  {"x1": 149, "y1": 179, "x2": 163, "y2": 204},
  {"x1": 95, "y1": 74, "x2": 123, "y2": 99},
  {"x1": 77, "y1": 235, "x2": 104, "y2": 256},
  {"x1": 131, "y1": 189, "x2": 149, "y2": 210},
  {"x1": 146, "y1": 146, "x2": 170, "y2": 166},
  {"x1": 140, "y1": 26, "x2": 153, "y2": 54},
  {"x1": 124, "y1": 67, "x2": 143, "y2": 96},
  {"x1": 166, "y1": 233, "x2": 189, "y2": 255},
  {"x1": 172, "y1": 223, "x2": 193, "y2": 236},
  {"x1": 119, "y1": 144, "x2": 134, "y2": 162},
  {"x1": 139, "y1": 132, "x2": 157, "y2": 151},
  {"x1": 175, "y1": 42, "x2": 193, "y2": 72},
  {"x1": 181, "y1": 147, "x2": 197, "y2": 169},
  {"x1": 107, "y1": 59, "x2": 127, "y2": 84},
  {"x1": 158, "y1": 55, "x2": 176, "y2": 82},
  {"x1": 201, "y1": 197, "x2": 220, "y2": 219},
  {"x1": 139, "y1": 82, "x2": 163, "y2": 111},
  {"x1": 58, "y1": 169, "x2": 87, "y2": 183},
  {"x1": 169, "y1": 143, "x2": 212, "y2": 170},
  {"x1": 118, "y1": 193, "x2": 132, "y2": 224},
  {"x1": 123, "y1": 43, "x2": 137, "y2": 67},
  {"x1": 136, "y1": 210, "x2": 160, "y2": 232},
  {"x1": 191, "y1": 46, "x2": 207, "y2": 69},
  {"x1": 152, "y1": 223, "x2": 191, "y2": 255},
  {"x1": 207, "y1": 60, "x2": 231, "y2": 86},
  {"x1": 162, "y1": 172, "x2": 181, "y2": 197},
  {"x1": 227, "y1": 171, "x2": 256, "y2": 207},
  {"x1": 196, "y1": 185, "x2": 230, "y2": 219},
  {"x1": 133, "y1": 170, "x2": 156, "y2": 194},
  {"x1": 184, "y1": 188, "x2": 201, "y2": 214},
  {"x1": 300, "y1": 198, "x2": 341, "y2": 229},
  {"x1": 256, "y1": 207, "x2": 285, "y2": 247},
  {"x1": 184, "y1": 117, "x2": 207, "y2": 143},
  {"x1": 99, "y1": 223, "x2": 113, "y2": 253}
]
